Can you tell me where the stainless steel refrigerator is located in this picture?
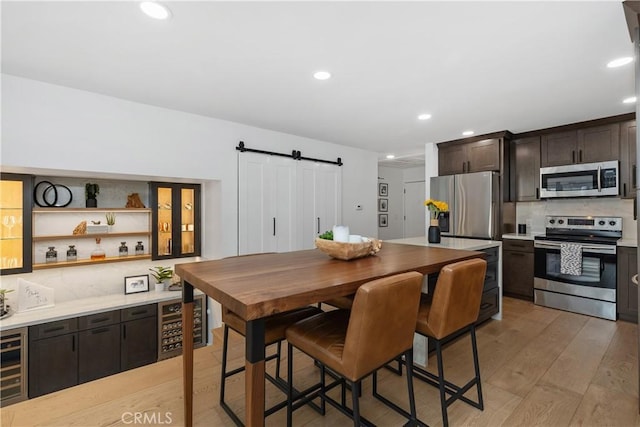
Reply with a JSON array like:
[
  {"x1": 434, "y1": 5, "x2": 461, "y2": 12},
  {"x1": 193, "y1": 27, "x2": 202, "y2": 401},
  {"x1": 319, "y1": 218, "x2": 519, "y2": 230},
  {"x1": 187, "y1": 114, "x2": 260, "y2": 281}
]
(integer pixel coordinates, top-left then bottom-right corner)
[{"x1": 430, "y1": 171, "x2": 500, "y2": 240}]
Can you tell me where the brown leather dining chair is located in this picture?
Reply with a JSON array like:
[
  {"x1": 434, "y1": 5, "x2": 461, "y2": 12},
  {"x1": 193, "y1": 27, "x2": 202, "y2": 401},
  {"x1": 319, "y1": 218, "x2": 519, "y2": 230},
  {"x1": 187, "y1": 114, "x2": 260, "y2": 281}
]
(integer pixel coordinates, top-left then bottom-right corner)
[
  {"x1": 400, "y1": 258, "x2": 487, "y2": 427},
  {"x1": 285, "y1": 271, "x2": 424, "y2": 427}
]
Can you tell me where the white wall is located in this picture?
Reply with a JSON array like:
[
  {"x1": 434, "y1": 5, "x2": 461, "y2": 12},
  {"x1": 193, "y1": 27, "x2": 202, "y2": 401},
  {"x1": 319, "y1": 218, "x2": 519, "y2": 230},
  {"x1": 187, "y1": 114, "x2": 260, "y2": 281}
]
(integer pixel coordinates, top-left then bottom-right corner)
[
  {"x1": 1, "y1": 74, "x2": 379, "y2": 327},
  {"x1": 377, "y1": 165, "x2": 426, "y2": 239}
]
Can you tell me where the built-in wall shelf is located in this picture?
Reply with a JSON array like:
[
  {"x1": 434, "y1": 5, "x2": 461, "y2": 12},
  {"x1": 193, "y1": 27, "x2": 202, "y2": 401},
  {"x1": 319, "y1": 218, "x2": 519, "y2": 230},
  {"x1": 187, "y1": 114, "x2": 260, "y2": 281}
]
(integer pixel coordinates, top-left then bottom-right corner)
[
  {"x1": 32, "y1": 208, "x2": 151, "y2": 213},
  {"x1": 33, "y1": 232, "x2": 151, "y2": 242},
  {"x1": 33, "y1": 254, "x2": 151, "y2": 270}
]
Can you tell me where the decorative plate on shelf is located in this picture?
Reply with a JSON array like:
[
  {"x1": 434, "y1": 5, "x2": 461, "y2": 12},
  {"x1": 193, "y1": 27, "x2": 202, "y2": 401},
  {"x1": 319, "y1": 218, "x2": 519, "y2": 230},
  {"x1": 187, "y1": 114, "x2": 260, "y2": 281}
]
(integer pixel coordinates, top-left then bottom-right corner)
[{"x1": 315, "y1": 238, "x2": 382, "y2": 261}]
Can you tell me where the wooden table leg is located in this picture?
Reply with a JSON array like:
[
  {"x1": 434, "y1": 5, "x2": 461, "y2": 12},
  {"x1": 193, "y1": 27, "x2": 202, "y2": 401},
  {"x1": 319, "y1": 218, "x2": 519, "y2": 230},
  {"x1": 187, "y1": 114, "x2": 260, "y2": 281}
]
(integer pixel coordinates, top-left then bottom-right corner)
[
  {"x1": 182, "y1": 282, "x2": 195, "y2": 427},
  {"x1": 245, "y1": 319, "x2": 266, "y2": 427}
]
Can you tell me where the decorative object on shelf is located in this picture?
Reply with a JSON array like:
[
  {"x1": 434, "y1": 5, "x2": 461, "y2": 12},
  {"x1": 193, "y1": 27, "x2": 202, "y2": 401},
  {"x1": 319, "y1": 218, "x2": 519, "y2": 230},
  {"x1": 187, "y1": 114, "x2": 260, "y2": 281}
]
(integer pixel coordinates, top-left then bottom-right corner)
[
  {"x1": 87, "y1": 222, "x2": 108, "y2": 234},
  {"x1": 135, "y1": 241, "x2": 144, "y2": 255},
  {"x1": 149, "y1": 266, "x2": 173, "y2": 291},
  {"x1": 45, "y1": 247, "x2": 57, "y2": 263},
  {"x1": 379, "y1": 182, "x2": 388, "y2": 196},
  {"x1": 425, "y1": 199, "x2": 449, "y2": 244},
  {"x1": 90, "y1": 238, "x2": 106, "y2": 260},
  {"x1": 33, "y1": 181, "x2": 73, "y2": 208},
  {"x1": 124, "y1": 274, "x2": 150, "y2": 295},
  {"x1": 184, "y1": 202, "x2": 193, "y2": 210},
  {"x1": 0, "y1": 288, "x2": 14, "y2": 316},
  {"x1": 66, "y1": 245, "x2": 77, "y2": 262},
  {"x1": 73, "y1": 221, "x2": 87, "y2": 235},
  {"x1": 85, "y1": 183, "x2": 100, "y2": 208},
  {"x1": 105, "y1": 212, "x2": 116, "y2": 232},
  {"x1": 126, "y1": 193, "x2": 146, "y2": 208},
  {"x1": 315, "y1": 237, "x2": 382, "y2": 261},
  {"x1": 378, "y1": 214, "x2": 388, "y2": 227},
  {"x1": 119, "y1": 242, "x2": 129, "y2": 257}
]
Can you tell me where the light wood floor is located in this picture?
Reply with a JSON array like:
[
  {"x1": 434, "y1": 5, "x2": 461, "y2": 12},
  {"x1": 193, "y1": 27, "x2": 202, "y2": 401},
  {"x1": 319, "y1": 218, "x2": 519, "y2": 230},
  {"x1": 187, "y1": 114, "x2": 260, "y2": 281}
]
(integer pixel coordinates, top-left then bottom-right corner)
[{"x1": 2, "y1": 297, "x2": 639, "y2": 426}]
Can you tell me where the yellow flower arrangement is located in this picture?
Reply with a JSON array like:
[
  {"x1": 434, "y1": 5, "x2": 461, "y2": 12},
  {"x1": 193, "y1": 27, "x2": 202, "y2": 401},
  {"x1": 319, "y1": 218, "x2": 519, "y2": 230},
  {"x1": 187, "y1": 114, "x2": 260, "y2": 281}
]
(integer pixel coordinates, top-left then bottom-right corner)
[{"x1": 424, "y1": 199, "x2": 449, "y2": 219}]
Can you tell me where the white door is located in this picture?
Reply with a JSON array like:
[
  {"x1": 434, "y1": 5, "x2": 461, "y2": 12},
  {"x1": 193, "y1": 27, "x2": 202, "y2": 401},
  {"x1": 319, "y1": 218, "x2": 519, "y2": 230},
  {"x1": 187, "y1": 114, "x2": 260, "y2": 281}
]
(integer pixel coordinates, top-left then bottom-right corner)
[
  {"x1": 403, "y1": 181, "x2": 426, "y2": 238},
  {"x1": 238, "y1": 153, "x2": 296, "y2": 254},
  {"x1": 297, "y1": 162, "x2": 342, "y2": 249}
]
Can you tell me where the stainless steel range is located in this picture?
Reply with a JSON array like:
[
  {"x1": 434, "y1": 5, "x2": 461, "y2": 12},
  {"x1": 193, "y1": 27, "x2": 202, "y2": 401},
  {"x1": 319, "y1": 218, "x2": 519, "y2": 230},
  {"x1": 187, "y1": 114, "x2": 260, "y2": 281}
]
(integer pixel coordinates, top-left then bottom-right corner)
[{"x1": 533, "y1": 215, "x2": 622, "y2": 320}]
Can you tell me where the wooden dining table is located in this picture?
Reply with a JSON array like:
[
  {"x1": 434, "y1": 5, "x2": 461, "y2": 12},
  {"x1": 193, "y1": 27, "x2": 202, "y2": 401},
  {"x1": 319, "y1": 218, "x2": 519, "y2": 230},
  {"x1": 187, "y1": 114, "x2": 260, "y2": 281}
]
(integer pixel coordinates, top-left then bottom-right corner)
[{"x1": 176, "y1": 242, "x2": 485, "y2": 427}]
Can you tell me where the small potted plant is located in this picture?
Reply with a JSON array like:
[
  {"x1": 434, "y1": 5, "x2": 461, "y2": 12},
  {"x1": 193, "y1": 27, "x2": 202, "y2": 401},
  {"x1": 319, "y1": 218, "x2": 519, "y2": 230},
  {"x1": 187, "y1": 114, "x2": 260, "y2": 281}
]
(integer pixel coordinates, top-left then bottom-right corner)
[
  {"x1": 149, "y1": 266, "x2": 173, "y2": 291},
  {"x1": 85, "y1": 183, "x2": 100, "y2": 208},
  {"x1": 105, "y1": 212, "x2": 116, "y2": 232}
]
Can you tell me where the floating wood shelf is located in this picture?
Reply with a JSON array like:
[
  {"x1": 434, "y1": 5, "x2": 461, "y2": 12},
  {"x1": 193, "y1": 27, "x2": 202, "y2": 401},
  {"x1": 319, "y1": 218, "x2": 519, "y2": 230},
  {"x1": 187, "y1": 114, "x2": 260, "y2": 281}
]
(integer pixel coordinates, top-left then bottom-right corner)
[
  {"x1": 33, "y1": 232, "x2": 151, "y2": 242},
  {"x1": 33, "y1": 254, "x2": 152, "y2": 270}
]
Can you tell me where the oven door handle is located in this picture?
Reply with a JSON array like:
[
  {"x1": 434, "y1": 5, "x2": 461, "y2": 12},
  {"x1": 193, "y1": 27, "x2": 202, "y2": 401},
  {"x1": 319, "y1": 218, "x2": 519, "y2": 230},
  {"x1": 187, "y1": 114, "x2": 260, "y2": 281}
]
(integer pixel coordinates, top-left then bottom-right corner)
[
  {"x1": 597, "y1": 165, "x2": 602, "y2": 192},
  {"x1": 534, "y1": 241, "x2": 616, "y2": 254}
]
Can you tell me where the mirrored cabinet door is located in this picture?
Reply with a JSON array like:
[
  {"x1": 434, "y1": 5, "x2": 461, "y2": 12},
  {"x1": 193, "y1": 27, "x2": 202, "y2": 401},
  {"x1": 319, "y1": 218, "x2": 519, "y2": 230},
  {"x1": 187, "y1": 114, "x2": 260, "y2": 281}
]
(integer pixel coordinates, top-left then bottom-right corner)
[{"x1": 0, "y1": 173, "x2": 32, "y2": 275}]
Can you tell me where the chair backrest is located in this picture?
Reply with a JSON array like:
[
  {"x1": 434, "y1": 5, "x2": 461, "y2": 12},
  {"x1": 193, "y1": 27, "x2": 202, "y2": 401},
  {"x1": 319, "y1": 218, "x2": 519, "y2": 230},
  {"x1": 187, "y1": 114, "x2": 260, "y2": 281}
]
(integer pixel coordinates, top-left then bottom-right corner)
[
  {"x1": 342, "y1": 271, "x2": 423, "y2": 380},
  {"x1": 427, "y1": 258, "x2": 487, "y2": 339}
]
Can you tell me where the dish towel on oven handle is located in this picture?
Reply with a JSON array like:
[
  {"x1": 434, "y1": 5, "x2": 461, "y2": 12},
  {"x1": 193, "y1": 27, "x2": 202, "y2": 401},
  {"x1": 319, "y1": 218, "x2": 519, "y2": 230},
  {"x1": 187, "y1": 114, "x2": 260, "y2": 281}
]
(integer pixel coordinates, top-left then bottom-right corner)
[{"x1": 560, "y1": 243, "x2": 582, "y2": 276}]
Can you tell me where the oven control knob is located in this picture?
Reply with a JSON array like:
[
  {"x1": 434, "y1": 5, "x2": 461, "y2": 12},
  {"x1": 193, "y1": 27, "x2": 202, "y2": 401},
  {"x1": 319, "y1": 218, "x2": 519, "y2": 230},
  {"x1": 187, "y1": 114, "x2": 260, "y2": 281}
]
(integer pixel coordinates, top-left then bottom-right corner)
[
  {"x1": 549, "y1": 219, "x2": 555, "y2": 224},
  {"x1": 609, "y1": 220, "x2": 617, "y2": 226},
  {"x1": 599, "y1": 220, "x2": 606, "y2": 226},
  {"x1": 558, "y1": 219, "x2": 564, "y2": 225}
]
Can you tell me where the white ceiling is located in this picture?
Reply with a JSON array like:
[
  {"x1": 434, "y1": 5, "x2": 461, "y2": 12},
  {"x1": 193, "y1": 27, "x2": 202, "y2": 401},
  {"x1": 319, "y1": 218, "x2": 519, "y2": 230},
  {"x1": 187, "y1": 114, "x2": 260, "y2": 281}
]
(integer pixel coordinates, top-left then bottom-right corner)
[{"x1": 1, "y1": 1, "x2": 636, "y2": 165}]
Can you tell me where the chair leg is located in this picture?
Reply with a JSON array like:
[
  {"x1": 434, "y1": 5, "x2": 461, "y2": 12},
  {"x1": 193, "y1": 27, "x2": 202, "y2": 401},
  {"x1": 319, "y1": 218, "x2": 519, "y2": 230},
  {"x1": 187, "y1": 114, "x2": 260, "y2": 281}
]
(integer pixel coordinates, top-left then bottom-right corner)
[
  {"x1": 219, "y1": 325, "x2": 229, "y2": 405},
  {"x1": 351, "y1": 380, "x2": 361, "y2": 427},
  {"x1": 470, "y1": 324, "x2": 484, "y2": 410},
  {"x1": 275, "y1": 341, "x2": 283, "y2": 380},
  {"x1": 287, "y1": 342, "x2": 294, "y2": 427},
  {"x1": 404, "y1": 349, "x2": 418, "y2": 424},
  {"x1": 435, "y1": 338, "x2": 449, "y2": 427}
]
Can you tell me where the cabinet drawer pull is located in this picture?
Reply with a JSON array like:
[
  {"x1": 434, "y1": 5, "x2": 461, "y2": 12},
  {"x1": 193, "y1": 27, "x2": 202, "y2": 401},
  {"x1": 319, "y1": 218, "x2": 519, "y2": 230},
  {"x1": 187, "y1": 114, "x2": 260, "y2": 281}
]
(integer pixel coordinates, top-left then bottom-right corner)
[
  {"x1": 90, "y1": 317, "x2": 110, "y2": 324},
  {"x1": 510, "y1": 252, "x2": 526, "y2": 256},
  {"x1": 91, "y1": 327, "x2": 110, "y2": 334},
  {"x1": 44, "y1": 326, "x2": 65, "y2": 334},
  {"x1": 632, "y1": 274, "x2": 638, "y2": 286},
  {"x1": 480, "y1": 302, "x2": 492, "y2": 310}
]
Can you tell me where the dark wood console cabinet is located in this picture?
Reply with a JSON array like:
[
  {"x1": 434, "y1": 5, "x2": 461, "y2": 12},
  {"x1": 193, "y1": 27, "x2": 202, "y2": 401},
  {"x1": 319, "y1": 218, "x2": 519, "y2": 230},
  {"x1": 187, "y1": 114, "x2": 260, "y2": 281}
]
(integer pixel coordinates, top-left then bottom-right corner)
[{"x1": 28, "y1": 303, "x2": 158, "y2": 399}]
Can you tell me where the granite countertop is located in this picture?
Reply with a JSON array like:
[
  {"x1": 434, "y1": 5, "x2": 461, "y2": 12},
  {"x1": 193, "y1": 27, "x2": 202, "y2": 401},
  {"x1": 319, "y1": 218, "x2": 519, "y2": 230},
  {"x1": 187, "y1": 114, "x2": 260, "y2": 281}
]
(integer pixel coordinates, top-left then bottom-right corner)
[
  {"x1": 0, "y1": 289, "x2": 195, "y2": 331},
  {"x1": 502, "y1": 233, "x2": 541, "y2": 241},
  {"x1": 386, "y1": 236, "x2": 501, "y2": 251}
]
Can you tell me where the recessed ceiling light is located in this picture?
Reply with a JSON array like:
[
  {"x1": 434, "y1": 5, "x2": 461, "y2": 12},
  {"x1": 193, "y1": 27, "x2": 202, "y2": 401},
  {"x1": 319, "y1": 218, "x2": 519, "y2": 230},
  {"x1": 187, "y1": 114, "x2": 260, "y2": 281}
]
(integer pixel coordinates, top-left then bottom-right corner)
[
  {"x1": 418, "y1": 113, "x2": 432, "y2": 121},
  {"x1": 462, "y1": 130, "x2": 474, "y2": 136},
  {"x1": 140, "y1": 2, "x2": 171, "y2": 20},
  {"x1": 386, "y1": 154, "x2": 395, "y2": 159},
  {"x1": 607, "y1": 57, "x2": 633, "y2": 68},
  {"x1": 313, "y1": 71, "x2": 331, "y2": 80},
  {"x1": 623, "y1": 96, "x2": 637, "y2": 104}
]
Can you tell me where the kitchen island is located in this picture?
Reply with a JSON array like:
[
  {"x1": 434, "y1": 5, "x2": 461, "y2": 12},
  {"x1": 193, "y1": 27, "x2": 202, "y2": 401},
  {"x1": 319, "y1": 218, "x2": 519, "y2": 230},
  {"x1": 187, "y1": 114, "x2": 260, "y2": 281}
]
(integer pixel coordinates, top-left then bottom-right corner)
[{"x1": 386, "y1": 236, "x2": 503, "y2": 366}]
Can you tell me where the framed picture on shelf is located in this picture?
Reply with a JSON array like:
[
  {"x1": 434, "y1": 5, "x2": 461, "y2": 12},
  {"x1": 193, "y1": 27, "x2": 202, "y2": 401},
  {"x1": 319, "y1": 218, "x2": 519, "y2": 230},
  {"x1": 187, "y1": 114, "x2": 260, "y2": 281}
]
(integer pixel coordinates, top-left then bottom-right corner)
[
  {"x1": 124, "y1": 274, "x2": 150, "y2": 295},
  {"x1": 378, "y1": 182, "x2": 388, "y2": 197},
  {"x1": 379, "y1": 214, "x2": 388, "y2": 227},
  {"x1": 378, "y1": 198, "x2": 388, "y2": 212}
]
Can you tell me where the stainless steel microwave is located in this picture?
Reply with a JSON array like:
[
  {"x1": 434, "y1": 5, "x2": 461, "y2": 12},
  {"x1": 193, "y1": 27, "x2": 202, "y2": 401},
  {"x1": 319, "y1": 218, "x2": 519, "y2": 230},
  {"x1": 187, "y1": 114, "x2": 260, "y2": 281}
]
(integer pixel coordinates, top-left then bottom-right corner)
[{"x1": 539, "y1": 160, "x2": 619, "y2": 198}]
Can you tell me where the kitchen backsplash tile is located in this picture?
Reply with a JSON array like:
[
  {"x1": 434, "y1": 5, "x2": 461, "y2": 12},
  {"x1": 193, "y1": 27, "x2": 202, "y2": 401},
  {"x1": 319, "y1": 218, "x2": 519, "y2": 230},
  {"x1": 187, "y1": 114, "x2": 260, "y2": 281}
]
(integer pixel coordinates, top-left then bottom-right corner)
[{"x1": 516, "y1": 198, "x2": 636, "y2": 239}]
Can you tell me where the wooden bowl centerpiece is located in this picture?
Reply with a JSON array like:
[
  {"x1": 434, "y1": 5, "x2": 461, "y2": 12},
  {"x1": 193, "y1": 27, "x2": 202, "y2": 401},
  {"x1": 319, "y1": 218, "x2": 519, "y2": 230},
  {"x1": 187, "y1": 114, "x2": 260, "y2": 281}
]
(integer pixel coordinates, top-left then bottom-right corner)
[{"x1": 315, "y1": 237, "x2": 382, "y2": 261}]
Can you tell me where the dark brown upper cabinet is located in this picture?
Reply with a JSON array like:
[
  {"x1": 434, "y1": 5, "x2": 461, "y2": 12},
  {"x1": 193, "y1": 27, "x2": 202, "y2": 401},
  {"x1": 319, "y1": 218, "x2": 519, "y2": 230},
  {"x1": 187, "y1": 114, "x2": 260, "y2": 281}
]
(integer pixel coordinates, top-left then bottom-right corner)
[
  {"x1": 512, "y1": 137, "x2": 541, "y2": 201},
  {"x1": 438, "y1": 138, "x2": 500, "y2": 176},
  {"x1": 540, "y1": 123, "x2": 620, "y2": 167},
  {"x1": 620, "y1": 120, "x2": 637, "y2": 198}
]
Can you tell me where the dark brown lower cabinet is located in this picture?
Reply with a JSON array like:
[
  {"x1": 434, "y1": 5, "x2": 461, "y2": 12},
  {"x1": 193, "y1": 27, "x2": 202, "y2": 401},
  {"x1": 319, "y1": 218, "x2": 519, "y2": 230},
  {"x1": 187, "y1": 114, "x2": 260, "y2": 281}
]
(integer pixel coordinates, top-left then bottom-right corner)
[
  {"x1": 502, "y1": 239, "x2": 534, "y2": 300},
  {"x1": 617, "y1": 246, "x2": 638, "y2": 323},
  {"x1": 121, "y1": 304, "x2": 157, "y2": 371},
  {"x1": 28, "y1": 304, "x2": 157, "y2": 399},
  {"x1": 28, "y1": 319, "x2": 78, "y2": 398}
]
